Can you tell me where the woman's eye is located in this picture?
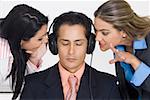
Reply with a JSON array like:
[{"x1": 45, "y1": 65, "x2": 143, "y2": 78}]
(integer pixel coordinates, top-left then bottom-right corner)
[
  {"x1": 102, "y1": 31, "x2": 109, "y2": 36},
  {"x1": 38, "y1": 38, "x2": 43, "y2": 41}
]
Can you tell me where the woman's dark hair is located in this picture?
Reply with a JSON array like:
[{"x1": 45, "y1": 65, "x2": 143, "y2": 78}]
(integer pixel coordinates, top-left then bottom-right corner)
[
  {"x1": 0, "y1": 4, "x2": 48, "y2": 99},
  {"x1": 94, "y1": 0, "x2": 150, "y2": 40}
]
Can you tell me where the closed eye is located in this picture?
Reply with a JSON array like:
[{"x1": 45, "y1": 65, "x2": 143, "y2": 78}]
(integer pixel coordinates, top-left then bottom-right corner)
[
  {"x1": 75, "y1": 41, "x2": 83, "y2": 46},
  {"x1": 61, "y1": 41, "x2": 69, "y2": 46},
  {"x1": 101, "y1": 31, "x2": 110, "y2": 36}
]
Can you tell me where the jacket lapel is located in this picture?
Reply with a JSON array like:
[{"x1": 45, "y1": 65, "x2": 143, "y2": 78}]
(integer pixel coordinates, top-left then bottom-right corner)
[
  {"x1": 42, "y1": 63, "x2": 64, "y2": 99},
  {"x1": 77, "y1": 64, "x2": 91, "y2": 99},
  {"x1": 135, "y1": 33, "x2": 150, "y2": 66}
]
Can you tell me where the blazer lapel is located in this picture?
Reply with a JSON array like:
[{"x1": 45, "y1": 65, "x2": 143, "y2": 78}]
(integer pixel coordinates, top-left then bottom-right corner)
[
  {"x1": 77, "y1": 64, "x2": 91, "y2": 99},
  {"x1": 135, "y1": 34, "x2": 150, "y2": 66},
  {"x1": 42, "y1": 63, "x2": 64, "y2": 99}
]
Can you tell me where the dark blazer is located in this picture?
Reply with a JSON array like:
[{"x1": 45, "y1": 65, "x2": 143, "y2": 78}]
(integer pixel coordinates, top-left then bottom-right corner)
[
  {"x1": 20, "y1": 63, "x2": 121, "y2": 100},
  {"x1": 116, "y1": 33, "x2": 150, "y2": 100},
  {"x1": 0, "y1": 18, "x2": 4, "y2": 37}
]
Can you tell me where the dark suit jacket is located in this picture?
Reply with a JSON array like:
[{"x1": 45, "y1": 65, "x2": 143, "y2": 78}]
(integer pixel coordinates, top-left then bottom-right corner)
[
  {"x1": 116, "y1": 33, "x2": 150, "y2": 100},
  {"x1": 20, "y1": 63, "x2": 121, "y2": 100}
]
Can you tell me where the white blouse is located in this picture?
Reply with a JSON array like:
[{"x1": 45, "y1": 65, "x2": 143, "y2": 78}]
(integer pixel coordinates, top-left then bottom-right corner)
[{"x1": 0, "y1": 37, "x2": 41, "y2": 84}]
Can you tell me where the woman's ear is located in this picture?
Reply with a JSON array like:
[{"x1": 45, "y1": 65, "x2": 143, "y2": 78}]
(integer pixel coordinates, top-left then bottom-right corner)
[
  {"x1": 20, "y1": 40, "x2": 24, "y2": 48},
  {"x1": 20, "y1": 40, "x2": 24, "y2": 46},
  {"x1": 120, "y1": 31, "x2": 127, "y2": 38},
  {"x1": 20, "y1": 40, "x2": 33, "y2": 54},
  {"x1": 122, "y1": 34, "x2": 126, "y2": 38},
  {"x1": 119, "y1": 31, "x2": 132, "y2": 46}
]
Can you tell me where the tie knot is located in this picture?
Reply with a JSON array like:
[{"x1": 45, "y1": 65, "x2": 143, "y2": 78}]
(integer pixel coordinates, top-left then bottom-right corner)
[{"x1": 68, "y1": 75, "x2": 78, "y2": 88}]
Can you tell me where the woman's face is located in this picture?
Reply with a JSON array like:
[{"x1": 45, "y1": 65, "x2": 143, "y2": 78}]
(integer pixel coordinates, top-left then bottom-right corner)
[
  {"x1": 94, "y1": 17, "x2": 126, "y2": 51},
  {"x1": 21, "y1": 24, "x2": 48, "y2": 53}
]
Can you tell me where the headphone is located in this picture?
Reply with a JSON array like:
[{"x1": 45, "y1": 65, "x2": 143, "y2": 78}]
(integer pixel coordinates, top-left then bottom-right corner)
[{"x1": 48, "y1": 11, "x2": 96, "y2": 55}]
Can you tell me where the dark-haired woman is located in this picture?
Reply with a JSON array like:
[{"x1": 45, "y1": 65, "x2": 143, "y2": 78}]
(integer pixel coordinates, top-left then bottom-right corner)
[{"x1": 0, "y1": 4, "x2": 48, "y2": 99}]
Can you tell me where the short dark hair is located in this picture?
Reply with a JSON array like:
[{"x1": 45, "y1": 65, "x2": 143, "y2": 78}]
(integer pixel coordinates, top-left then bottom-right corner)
[{"x1": 52, "y1": 11, "x2": 93, "y2": 39}]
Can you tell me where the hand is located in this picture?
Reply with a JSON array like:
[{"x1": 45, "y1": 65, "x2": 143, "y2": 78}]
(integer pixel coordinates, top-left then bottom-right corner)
[
  {"x1": 28, "y1": 43, "x2": 47, "y2": 66},
  {"x1": 109, "y1": 43, "x2": 141, "y2": 70}
]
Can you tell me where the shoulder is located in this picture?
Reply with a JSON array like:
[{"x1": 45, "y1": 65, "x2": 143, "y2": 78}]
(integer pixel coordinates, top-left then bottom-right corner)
[
  {"x1": 145, "y1": 32, "x2": 150, "y2": 47},
  {"x1": 92, "y1": 67, "x2": 117, "y2": 82},
  {"x1": 86, "y1": 64, "x2": 117, "y2": 83},
  {"x1": 0, "y1": 37, "x2": 9, "y2": 45},
  {"x1": 0, "y1": 37, "x2": 12, "y2": 59},
  {"x1": 86, "y1": 64, "x2": 120, "y2": 95},
  {"x1": 25, "y1": 63, "x2": 58, "y2": 83}
]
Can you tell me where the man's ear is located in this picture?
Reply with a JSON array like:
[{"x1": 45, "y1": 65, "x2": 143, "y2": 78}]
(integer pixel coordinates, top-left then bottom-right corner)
[{"x1": 25, "y1": 50, "x2": 33, "y2": 54}]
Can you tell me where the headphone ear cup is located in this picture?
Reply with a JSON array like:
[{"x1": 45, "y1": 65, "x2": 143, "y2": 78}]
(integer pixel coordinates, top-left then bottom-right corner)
[
  {"x1": 48, "y1": 33, "x2": 58, "y2": 55},
  {"x1": 87, "y1": 33, "x2": 96, "y2": 54}
]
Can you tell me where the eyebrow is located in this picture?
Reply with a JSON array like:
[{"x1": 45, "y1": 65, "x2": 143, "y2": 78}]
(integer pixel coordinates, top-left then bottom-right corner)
[
  {"x1": 42, "y1": 32, "x2": 48, "y2": 36},
  {"x1": 96, "y1": 29, "x2": 110, "y2": 32},
  {"x1": 75, "y1": 39, "x2": 85, "y2": 42},
  {"x1": 37, "y1": 32, "x2": 47, "y2": 38}
]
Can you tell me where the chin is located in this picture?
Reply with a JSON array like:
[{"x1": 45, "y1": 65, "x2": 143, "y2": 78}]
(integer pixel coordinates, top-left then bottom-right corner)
[{"x1": 100, "y1": 47, "x2": 108, "y2": 52}]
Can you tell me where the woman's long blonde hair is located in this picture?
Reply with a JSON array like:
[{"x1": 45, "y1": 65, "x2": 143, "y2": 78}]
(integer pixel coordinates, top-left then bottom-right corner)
[{"x1": 94, "y1": 0, "x2": 150, "y2": 40}]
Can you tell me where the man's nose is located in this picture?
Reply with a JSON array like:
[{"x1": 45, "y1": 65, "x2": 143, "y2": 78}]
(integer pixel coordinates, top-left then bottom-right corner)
[{"x1": 68, "y1": 44, "x2": 75, "y2": 55}]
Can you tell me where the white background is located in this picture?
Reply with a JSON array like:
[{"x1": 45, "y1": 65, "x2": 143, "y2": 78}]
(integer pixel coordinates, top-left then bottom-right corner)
[{"x1": 0, "y1": 0, "x2": 149, "y2": 99}]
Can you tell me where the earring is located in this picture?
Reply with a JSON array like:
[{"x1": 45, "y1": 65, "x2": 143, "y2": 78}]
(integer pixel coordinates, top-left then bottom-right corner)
[{"x1": 122, "y1": 34, "x2": 126, "y2": 38}]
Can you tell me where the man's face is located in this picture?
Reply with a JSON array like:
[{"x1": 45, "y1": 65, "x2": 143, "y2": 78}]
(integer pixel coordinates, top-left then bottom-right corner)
[{"x1": 57, "y1": 24, "x2": 87, "y2": 73}]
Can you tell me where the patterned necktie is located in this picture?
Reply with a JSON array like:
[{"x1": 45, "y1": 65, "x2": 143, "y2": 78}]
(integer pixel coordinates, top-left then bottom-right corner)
[{"x1": 66, "y1": 75, "x2": 78, "y2": 100}]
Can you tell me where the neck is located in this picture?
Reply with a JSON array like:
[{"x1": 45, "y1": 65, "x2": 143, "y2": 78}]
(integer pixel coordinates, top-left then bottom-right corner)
[{"x1": 59, "y1": 62, "x2": 84, "y2": 73}]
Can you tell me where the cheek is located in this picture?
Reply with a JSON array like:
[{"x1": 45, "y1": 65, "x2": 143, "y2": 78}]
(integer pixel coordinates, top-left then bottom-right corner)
[
  {"x1": 105, "y1": 34, "x2": 121, "y2": 45},
  {"x1": 27, "y1": 42, "x2": 42, "y2": 51},
  {"x1": 112, "y1": 36, "x2": 122, "y2": 46},
  {"x1": 77, "y1": 46, "x2": 87, "y2": 57},
  {"x1": 79, "y1": 52, "x2": 86, "y2": 59},
  {"x1": 58, "y1": 47, "x2": 66, "y2": 56}
]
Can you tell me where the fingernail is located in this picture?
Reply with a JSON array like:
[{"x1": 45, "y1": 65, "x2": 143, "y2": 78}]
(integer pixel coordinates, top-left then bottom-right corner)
[
  {"x1": 116, "y1": 49, "x2": 119, "y2": 52},
  {"x1": 122, "y1": 57, "x2": 126, "y2": 60}
]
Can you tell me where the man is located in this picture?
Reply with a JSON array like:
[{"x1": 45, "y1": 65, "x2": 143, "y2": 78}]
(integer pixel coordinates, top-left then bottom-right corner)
[{"x1": 20, "y1": 11, "x2": 121, "y2": 100}]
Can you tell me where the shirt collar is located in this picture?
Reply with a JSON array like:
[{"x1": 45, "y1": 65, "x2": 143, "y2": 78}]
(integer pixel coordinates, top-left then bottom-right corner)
[
  {"x1": 133, "y1": 39, "x2": 147, "y2": 49},
  {"x1": 58, "y1": 62, "x2": 85, "y2": 88},
  {"x1": 116, "y1": 39, "x2": 147, "y2": 51}
]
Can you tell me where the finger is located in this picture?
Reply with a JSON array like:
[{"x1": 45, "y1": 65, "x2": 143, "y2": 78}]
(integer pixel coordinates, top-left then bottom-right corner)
[
  {"x1": 36, "y1": 43, "x2": 45, "y2": 52},
  {"x1": 25, "y1": 50, "x2": 33, "y2": 54},
  {"x1": 115, "y1": 50, "x2": 126, "y2": 61},
  {"x1": 40, "y1": 43, "x2": 47, "y2": 52},
  {"x1": 42, "y1": 44, "x2": 47, "y2": 53},
  {"x1": 109, "y1": 43, "x2": 118, "y2": 54},
  {"x1": 120, "y1": 56, "x2": 126, "y2": 61},
  {"x1": 109, "y1": 59, "x2": 117, "y2": 64}
]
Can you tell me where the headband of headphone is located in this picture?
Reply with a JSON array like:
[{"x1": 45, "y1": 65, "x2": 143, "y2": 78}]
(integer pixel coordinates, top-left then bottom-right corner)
[{"x1": 48, "y1": 11, "x2": 96, "y2": 55}]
